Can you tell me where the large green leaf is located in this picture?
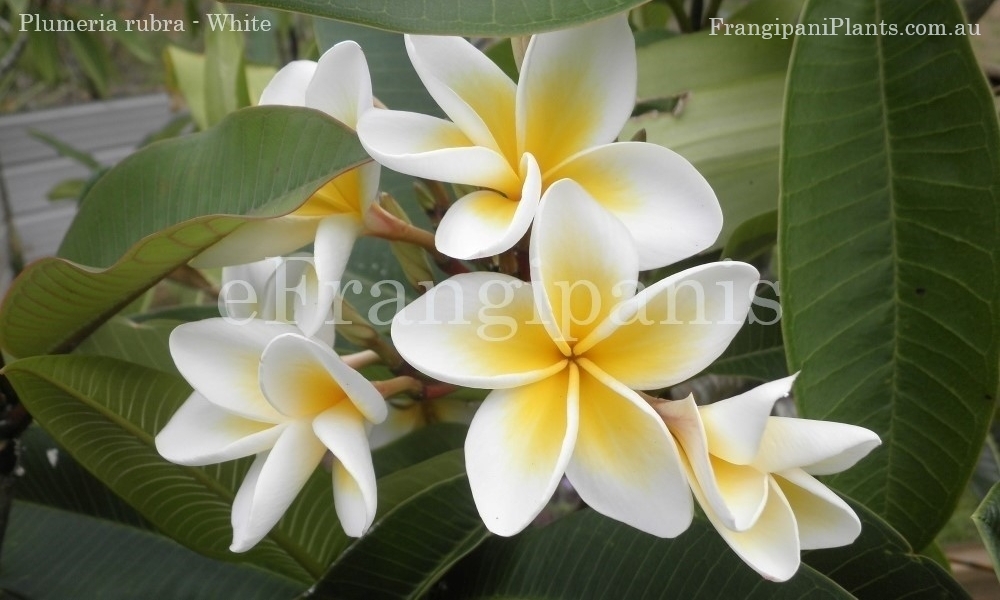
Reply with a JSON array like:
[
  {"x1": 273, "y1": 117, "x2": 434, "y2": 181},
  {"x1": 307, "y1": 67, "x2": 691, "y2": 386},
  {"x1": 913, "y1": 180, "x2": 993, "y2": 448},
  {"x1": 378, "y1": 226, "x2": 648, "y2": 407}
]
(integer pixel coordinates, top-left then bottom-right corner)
[
  {"x1": 446, "y1": 509, "x2": 853, "y2": 599},
  {"x1": 3, "y1": 355, "x2": 346, "y2": 582},
  {"x1": 17, "y1": 425, "x2": 150, "y2": 529},
  {"x1": 226, "y1": 0, "x2": 647, "y2": 35},
  {"x1": 804, "y1": 499, "x2": 969, "y2": 599},
  {"x1": 305, "y1": 451, "x2": 489, "y2": 600},
  {"x1": 780, "y1": 0, "x2": 1000, "y2": 549},
  {"x1": 0, "y1": 501, "x2": 301, "y2": 600},
  {"x1": 0, "y1": 106, "x2": 368, "y2": 358}
]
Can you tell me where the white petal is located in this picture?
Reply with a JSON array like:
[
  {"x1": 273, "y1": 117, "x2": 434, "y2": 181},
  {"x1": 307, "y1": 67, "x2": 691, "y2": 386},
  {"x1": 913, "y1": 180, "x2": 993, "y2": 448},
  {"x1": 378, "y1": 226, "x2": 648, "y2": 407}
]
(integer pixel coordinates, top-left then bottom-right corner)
[
  {"x1": 229, "y1": 422, "x2": 327, "y2": 552},
  {"x1": 220, "y1": 257, "x2": 283, "y2": 321},
  {"x1": 406, "y1": 34, "x2": 517, "y2": 162},
  {"x1": 314, "y1": 402, "x2": 378, "y2": 536},
  {"x1": 465, "y1": 365, "x2": 578, "y2": 536},
  {"x1": 529, "y1": 178, "x2": 639, "y2": 350},
  {"x1": 391, "y1": 272, "x2": 567, "y2": 389},
  {"x1": 190, "y1": 217, "x2": 319, "y2": 269},
  {"x1": 517, "y1": 14, "x2": 636, "y2": 172},
  {"x1": 699, "y1": 375, "x2": 798, "y2": 465},
  {"x1": 259, "y1": 60, "x2": 316, "y2": 107},
  {"x1": 654, "y1": 395, "x2": 766, "y2": 531},
  {"x1": 155, "y1": 393, "x2": 282, "y2": 466},
  {"x1": 579, "y1": 261, "x2": 759, "y2": 389},
  {"x1": 698, "y1": 477, "x2": 801, "y2": 582},
  {"x1": 259, "y1": 333, "x2": 387, "y2": 423},
  {"x1": 754, "y1": 418, "x2": 881, "y2": 475},
  {"x1": 257, "y1": 253, "x2": 316, "y2": 324},
  {"x1": 776, "y1": 469, "x2": 861, "y2": 550},
  {"x1": 549, "y1": 142, "x2": 723, "y2": 270},
  {"x1": 566, "y1": 364, "x2": 692, "y2": 537},
  {"x1": 297, "y1": 215, "x2": 361, "y2": 337},
  {"x1": 435, "y1": 153, "x2": 539, "y2": 260},
  {"x1": 358, "y1": 109, "x2": 520, "y2": 195},
  {"x1": 306, "y1": 41, "x2": 372, "y2": 128},
  {"x1": 169, "y1": 318, "x2": 299, "y2": 421}
]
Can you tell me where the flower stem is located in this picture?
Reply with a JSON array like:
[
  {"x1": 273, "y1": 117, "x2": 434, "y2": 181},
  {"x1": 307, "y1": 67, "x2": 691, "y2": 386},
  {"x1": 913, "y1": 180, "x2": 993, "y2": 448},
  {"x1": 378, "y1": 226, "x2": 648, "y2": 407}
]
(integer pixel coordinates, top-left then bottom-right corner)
[
  {"x1": 341, "y1": 349, "x2": 381, "y2": 370},
  {"x1": 373, "y1": 375, "x2": 425, "y2": 399},
  {"x1": 365, "y1": 203, "x2": 437, "y2": 251}
]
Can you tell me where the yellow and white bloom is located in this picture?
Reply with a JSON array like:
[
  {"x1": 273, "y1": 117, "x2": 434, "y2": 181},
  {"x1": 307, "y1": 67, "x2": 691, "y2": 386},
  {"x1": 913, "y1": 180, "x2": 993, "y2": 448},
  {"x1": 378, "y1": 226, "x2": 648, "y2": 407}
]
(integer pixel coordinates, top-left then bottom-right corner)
[
  {"x1": 391, "y1": 181, "x2": 757, "y2": 536},
  {"x1": 155, "y1": 318, "x2": 387, "y2": 550},
  {"x1": 194, "y1": 41, "x2": 378, "y2": 336},
  {"x1": 357, "y1": 15, "x2": 722, "y2": 268},
  {"x1": 655, "y1": 375, "x2": 881, "y2": 581}
]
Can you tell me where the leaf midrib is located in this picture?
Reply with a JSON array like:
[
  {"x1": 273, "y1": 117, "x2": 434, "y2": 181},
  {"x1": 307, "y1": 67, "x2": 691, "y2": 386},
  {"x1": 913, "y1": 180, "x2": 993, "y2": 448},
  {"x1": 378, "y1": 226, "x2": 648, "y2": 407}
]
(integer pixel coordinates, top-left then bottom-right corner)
[{"x1": 873, "y1": 0, "x2": 899, "y2": 522}]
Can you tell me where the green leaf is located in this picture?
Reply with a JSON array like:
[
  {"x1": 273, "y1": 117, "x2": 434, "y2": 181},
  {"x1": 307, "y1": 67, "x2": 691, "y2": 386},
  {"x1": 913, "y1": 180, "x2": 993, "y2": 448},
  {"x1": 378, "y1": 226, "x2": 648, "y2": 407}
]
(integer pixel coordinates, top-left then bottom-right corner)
[
  {"x1": 45, "y1": 178, "x2": 88, "y2": 201},
  {"x1": 306, "y1": 451, "x2": 489, "y2": 600},
  {"x1": 3, "y1": 355, "x2": 346, "y2": 582},
  {"x1": 705, "y1": 280, "x2": 786, "y2": 382},
  {"x1": 0, "y1": 106, "x2": 368, "y2": 358},
  {"x1": 165, "y1": 45, "x2": 210, "y2": 130},
  {"x1": 74, "y1": 316, "x2": 180, "y2": 374},
  {"x1": 0, "y1": 501, "x2": 301, "y2": 600},
  {"x1": 228, "y1": 0, "x2": 647, "y2": 35},
  {"x1": 245, "y1": 63, "x2": 278, "y2": 105},
  {"x1": 23, "y1": 26, "x2": 61, "y2": 83},
  {"x1": 447, "y1": 509, "x2": 853, "y2": 599},
  {"x1": 65, "y1": 30, "x2": 111, "y2": 97},
  {"x1": 804, "y1": 499, "x2": 969, "y2": 599},
  {"x1": 17, "y1": 425, "x2": 150, "y2": 529},
  {"x1": 372, "y1": 422, "x2": 468, "y2": 478},
  {"x1": 204, "y1": 4, "x2": 251, "y2": 125},
  {"x1": 780, "y1": 0, "x2": 1000, "y2": 549},
  {"x1": 972, "y1": 481, "x2": 1000, "y2": 577},
  {"x1": 29, "y1": 129, "x2": 102, "y2": 170},
  {"x1": 66, "y1": 5, "x2": 156, "y2": 64},
  {"x1": 722, "y1": 209, "x2": 777, "y2": 263}
]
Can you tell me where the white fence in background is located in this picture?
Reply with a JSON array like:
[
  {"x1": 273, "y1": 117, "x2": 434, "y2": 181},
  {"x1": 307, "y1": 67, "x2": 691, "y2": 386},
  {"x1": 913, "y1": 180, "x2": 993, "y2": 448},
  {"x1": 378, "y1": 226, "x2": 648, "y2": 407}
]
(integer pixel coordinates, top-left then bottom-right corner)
[{"x1": 0, "y1": 93, "x2": 176, "y2": 290}]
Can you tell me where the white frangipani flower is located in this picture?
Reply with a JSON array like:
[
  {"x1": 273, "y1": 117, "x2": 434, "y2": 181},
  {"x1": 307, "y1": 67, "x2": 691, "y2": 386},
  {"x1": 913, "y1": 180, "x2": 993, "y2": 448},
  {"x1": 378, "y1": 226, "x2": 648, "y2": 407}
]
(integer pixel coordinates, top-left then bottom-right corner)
[
  {"x1": 193, "y1": 41, "x2": 378, "y2": 336},
  {"x1": 155, "y1": 318, "x2": 387, "y2": 550},
  {"x1": 357, "y1": 15, "x2": 722, "y2": 268},
  {"x1": 391, "y1": 181, "x2": 757, "y2": 537},
  {"x1": 655, "y1": 375, "x2": 881, "y2": 581}
]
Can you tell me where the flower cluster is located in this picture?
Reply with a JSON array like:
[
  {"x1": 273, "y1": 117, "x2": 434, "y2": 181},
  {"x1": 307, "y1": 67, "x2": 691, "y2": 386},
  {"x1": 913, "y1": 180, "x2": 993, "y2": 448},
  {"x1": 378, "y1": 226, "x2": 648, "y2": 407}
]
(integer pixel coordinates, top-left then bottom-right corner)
[{"x1": 156, "y1": 13, "x2": 879, "y2": 581}]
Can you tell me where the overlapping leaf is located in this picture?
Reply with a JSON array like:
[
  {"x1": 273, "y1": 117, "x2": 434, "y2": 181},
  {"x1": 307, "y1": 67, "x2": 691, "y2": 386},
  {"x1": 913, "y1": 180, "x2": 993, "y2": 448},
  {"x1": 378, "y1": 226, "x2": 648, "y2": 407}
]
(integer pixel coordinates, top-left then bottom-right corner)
[
  {"x1": 446, "y1": 509, "x2": 853, "y2": 599},
  {"x1": 17, "y1": 425, "x2": 150, "y2": 529},
  {"x1": 780, "y1": 0, "x2": 1000, "y2": 549},
  {"x1": 0, "y1": 501, "x2": 301, "y2": 600},
  {"x1": 305, "y1": 451, "x2": 488, "y2": 600},
  {"x1": 3, "y1": 355, "x2": 346, "y2": 582},
  {"x1": 0, "y1": 106, "x2": 368, "y2": 358},
  {"x1": 804, "y1": 499, "x2": 969, "y2": 599},
  {"x1": 227, "y1": 0, "x2": 647, "y2": 35}
]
